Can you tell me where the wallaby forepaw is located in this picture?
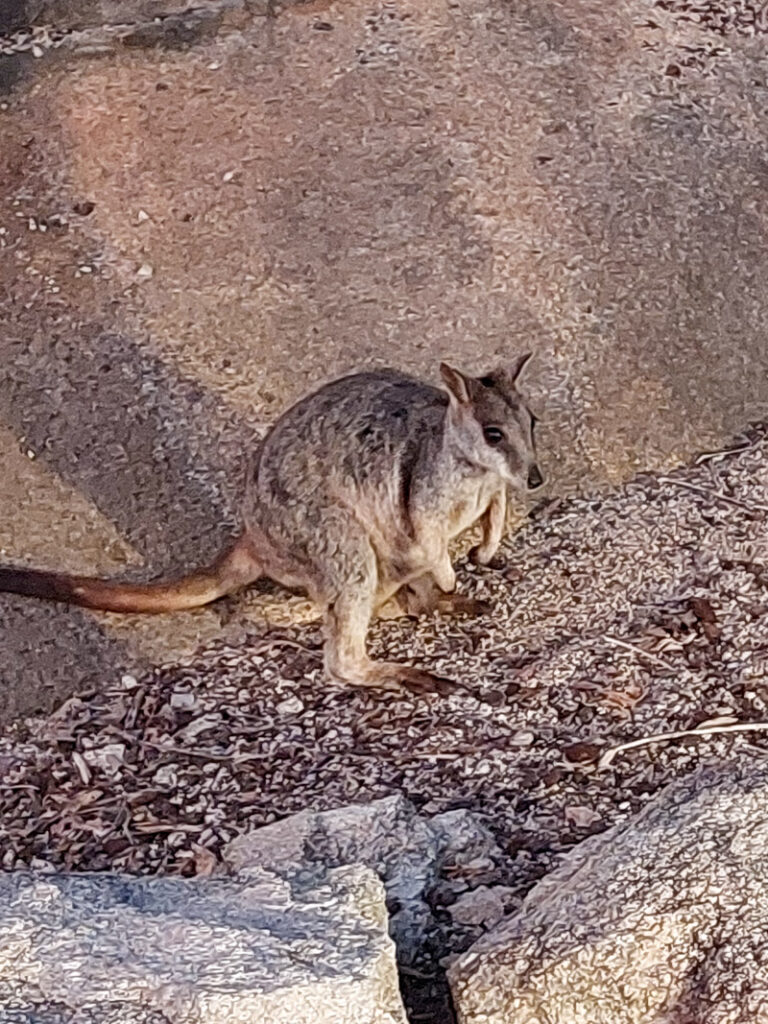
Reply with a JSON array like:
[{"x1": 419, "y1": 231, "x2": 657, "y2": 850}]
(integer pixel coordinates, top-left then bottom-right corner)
[
  {"x1": 469, "y1": 545, "x2": 505, "y2": 571},
  {"x1": 468, "y1": 544, "x2": 490, "y2": 566}
]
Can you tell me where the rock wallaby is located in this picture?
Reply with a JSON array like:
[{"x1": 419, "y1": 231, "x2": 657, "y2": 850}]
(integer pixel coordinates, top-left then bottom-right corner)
[{"x1": 0, "y1": 357, "x2": 543, "y2": 695}]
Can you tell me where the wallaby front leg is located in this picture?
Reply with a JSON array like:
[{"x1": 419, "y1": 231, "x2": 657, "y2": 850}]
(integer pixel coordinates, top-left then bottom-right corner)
[
  {"x1": 470, "y1": 488, "x2": 506, "y2": 566},
  {"x1": 431, "y1": 550, "x2": 456, "y2": 593}
]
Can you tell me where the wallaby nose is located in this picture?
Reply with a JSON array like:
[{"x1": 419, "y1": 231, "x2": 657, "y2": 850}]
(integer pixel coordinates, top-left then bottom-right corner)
[{"x1": 527, "y1": 464, "x2": 544, "y2": 490}]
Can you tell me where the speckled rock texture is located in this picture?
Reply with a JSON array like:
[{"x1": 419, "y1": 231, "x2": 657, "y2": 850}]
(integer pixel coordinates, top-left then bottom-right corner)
[
  {"x1": 224, "y1": 794, "x2": 502, "y2": 963},
  {"x1": 3, "y1": 0, "x2": 768, "y2": 724},
  {"x1": 449, "y1": 760, "x2": 768, "y2": 1024},
  {"x1": 3, "y1": 0, "x2": 256, "y2": 34},
  {"x1": 0, "y1": 866, "x2": 407, "y2": 1024}
]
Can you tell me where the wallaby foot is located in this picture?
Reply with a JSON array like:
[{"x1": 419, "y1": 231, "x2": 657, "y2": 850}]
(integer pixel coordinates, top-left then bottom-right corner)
[
  {"x1": 436, "y1": 593, "x2": 492, "y2": 616},
  {"x1": 322, "y1": 574, "x2": 453, "y2": 695},
  {"x1": 378, "y1": 662, "x2": 462, "y2": 697},
  {"x1": 326, "y1": 654, "x2": 459, "y2": 697},
  {"x1": 400, "y1": 576, "x2": 491, "y2": 618}
]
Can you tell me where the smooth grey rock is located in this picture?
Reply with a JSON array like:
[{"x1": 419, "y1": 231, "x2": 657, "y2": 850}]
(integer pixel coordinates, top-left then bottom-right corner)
[
  {"x1": 223, "y1": 795, "x2": 503, "y2": 963},
  {"x1": 0, "y1": 866, "x2": 407, "y2": 1024},
  {"x1": 447, "y1": 886, "x2": 512, "y2": 929},
  {"x1": 225, "y1": 794, "x2": 436, "y2": 885},
  {"x1": 449, "y1": 760, "x2": 768, "y2": 1024},
  {"x1": 21, "y1": 1, "x2": 245, "y2": 31}
]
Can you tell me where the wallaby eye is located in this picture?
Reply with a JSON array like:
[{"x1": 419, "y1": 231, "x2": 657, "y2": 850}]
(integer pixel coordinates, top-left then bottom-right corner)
[{"x1": 483, "y1": 426, "x2": 504, "y2": 446}]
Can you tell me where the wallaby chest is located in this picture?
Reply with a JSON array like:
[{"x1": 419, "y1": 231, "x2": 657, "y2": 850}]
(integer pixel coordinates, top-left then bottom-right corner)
[{"x1": 415, "y1": 471, "x2": 501, "y2": 541}]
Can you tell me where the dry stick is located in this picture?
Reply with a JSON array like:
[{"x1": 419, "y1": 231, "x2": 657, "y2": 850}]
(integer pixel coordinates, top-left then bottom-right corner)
[
  {"x1": 603, "y1": 635, "x2": 677, "y2": 672},
  {"x1": 657, "y1": 476, "x2": 768, "y2": 514},
  {"x1": 694, "y1": 441, "x2": 758, "y2": 465},
  {"x1": 249, "y1": 638, "x2": 321, "y2": 655},
  {"x1": 598, "y1": 721, "x2": 768, "y2": 771},
  {"x1": 141, "y1": 739, "x2": 265, "y2": 763}
]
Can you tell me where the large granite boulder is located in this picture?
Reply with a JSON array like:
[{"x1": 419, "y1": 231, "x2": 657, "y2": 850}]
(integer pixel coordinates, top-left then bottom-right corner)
[
  {"x1": 0, "y1": 865, "x2": 406, "y2": 1023},
  {"x1": 449, "y1": 760, "x2": 768, "y2": 1024}
]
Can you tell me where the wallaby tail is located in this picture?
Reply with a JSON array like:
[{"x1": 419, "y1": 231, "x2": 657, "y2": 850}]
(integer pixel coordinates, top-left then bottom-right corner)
[{"x1": 0, "y1": 532, "x2": 261, "y2": 614}]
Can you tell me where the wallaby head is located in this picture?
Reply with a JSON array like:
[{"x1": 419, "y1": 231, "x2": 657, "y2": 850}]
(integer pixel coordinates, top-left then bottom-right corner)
[{"x1": 439, "y1": 353, "x2": 543, "y2": 493}]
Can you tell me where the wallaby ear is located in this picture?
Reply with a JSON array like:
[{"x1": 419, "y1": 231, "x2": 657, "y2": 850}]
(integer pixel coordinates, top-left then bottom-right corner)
[
  {"x1": 489, "y1": 352, "x2": 533, "y2": 389},
  {"x1": 440, "y1": 362, "x2": 472, "y2": 405}
]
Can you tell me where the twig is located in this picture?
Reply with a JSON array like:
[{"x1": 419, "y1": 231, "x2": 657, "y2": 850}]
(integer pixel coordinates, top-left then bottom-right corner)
[
  {"x1": 142, "y1": 740, "x2": 268, "y2": 763},
  {"x1": 247, "y1": 638, "x2": 322, "y2": 656},
  {"x1": 72, "y1": 750, "x2": 92, "y2": 786},
  {"x1": 132, "y1": 821, "x2": 203, "y2": 835},
  {"x1": 398, "y1": 965, "x2": 437, "y2": 979},
  {"x1": 658, "y1": 476, "x2": 768, "y2": 514},
  {"x1": 75, "y1": 798, "x2": 122, "y2": 814},
  {"x1": 400, "y1": 750, "x2": 475, "y2": 760},
  {"x1": 604, "y1": 635, "x2": 677, "y2": 672},
  {"x1": 598, "y1": 720, "x2": 768, "y2": 770},
  {"x1": 694, "y1": 441, "x2": 758, "y2": 465}
]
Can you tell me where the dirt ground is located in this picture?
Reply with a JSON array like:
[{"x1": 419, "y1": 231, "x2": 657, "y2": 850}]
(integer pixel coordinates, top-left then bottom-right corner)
[{"x1": 1, "y1": 2, "x2": 768, "y2": 716}]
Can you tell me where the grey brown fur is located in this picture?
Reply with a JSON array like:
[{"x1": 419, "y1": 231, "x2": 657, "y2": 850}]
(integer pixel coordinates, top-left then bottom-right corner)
[{"x1": 0, "y1": 358, "x2": 542, "y2": 695}]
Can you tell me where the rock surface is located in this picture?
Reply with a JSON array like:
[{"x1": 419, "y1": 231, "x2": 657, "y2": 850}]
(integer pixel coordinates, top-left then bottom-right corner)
[
  {"x1": 4, "y1": 0, "x2": 255, "y2": 34},
  {"x1": 224, "y1": 793, "x2": 503, "y2": 965},
  {"x1": 3, "y1": 0, "x2": 768, "y2": 723},
  {"x1": 449, "y1": 759, "x2": 768, "y2": 1024},
  {"x1": 0, "y1": 866, "x2": 407, "y2": 1024}
]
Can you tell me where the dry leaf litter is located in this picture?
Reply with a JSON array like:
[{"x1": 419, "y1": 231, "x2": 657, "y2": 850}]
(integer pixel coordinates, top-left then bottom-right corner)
[
  {"x1": 655, "y1": 0, "x2": 768, "y2": 37},
  {"x1": 3, "y1": 425, "x2": 768, "y2": 1019},
  {"x1": 647, "y1": 0, "x2": 768, "y2": 78}
]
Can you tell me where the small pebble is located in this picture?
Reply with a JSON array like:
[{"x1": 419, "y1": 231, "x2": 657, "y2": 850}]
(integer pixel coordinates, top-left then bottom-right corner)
[{"x1": 276, "y1": 696, "x2": 304, "y2": 715}]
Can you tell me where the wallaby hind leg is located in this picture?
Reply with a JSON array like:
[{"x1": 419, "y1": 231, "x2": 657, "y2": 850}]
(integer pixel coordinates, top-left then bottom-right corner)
[
  {"x1": 306, "y1": 514, "x2": 459, "y2": 696},
  {"x1": 324, "y1": 587, "x2": 459, "y2": 696}
]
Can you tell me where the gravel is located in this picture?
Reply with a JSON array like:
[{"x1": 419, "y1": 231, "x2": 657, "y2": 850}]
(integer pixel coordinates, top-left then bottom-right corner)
[
  {"x1": 2, "y1": 424, "x2": 768, "y2": 894},
  {"x1": 0, "y1": 26, "x2": 65, "y2": 59},
  {"x1": 4, "y1": 423, "x2": 768, "y2": 1024}
]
